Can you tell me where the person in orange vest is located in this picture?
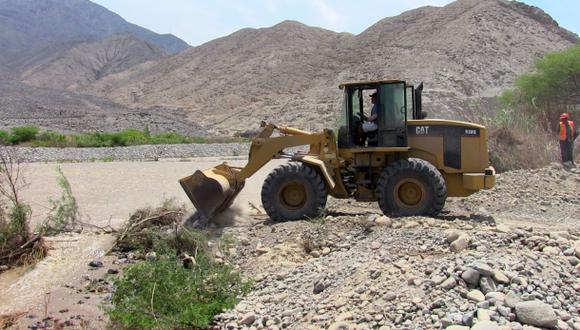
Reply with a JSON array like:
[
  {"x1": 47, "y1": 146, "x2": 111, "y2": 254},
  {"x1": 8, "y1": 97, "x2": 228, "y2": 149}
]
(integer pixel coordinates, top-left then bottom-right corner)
[{"x1": 559, "y1": 113, "x2": 578, "y2": 165}]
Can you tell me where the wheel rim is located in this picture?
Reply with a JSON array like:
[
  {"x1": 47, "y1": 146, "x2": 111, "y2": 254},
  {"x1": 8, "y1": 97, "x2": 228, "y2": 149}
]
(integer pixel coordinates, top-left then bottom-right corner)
[
  {"x1": 394, "y1": 179, "x2": 426, "y2": 208},
  {"x1": 280, "y1": 181, "x2": 307, "y2": 210}
]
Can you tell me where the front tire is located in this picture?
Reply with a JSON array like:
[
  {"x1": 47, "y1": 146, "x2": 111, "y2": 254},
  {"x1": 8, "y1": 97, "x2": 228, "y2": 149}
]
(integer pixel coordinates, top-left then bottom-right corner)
[
  {"x1": 261, "y1": 162, "x2": 327, "y2": 222},
  {"x1": 377, "y1": 158, "x2": 447, "y2": 217}
]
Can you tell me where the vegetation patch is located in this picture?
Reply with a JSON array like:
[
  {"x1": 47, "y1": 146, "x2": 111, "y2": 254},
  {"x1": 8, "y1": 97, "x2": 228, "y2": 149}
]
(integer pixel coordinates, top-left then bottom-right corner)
[
  {"x1": 38, "y1": 167, "x2": 82, "y2": 235},
  {"x1": 480, "y1": 44, "x2": 580, "y2": 171},
  {"x1": 0, "y1": 148, "x2": 46, "y2": 271},
  {"x1": 108, "y1": 200, "x2": 250, "y2": 329},
  {"x1": 0, "y1": 127, "x2": 249, "y2": 148}
]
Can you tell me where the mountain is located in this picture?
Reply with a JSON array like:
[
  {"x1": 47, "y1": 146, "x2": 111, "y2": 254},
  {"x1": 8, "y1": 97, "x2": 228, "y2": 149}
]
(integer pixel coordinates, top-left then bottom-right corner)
[
  {"x1": 83, "y1": 0, "x2": 577, "y2": 134},
  {"x1": 21, "y1": 34, "x2": 168, "y2": 90},
  {"x1": 0, "y1": 0, "x2": 189, "y2": 76}
]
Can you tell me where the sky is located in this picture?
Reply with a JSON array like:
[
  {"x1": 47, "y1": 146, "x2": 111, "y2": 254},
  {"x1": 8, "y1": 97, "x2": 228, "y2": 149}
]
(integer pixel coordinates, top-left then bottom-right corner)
[{"x1": 90, "y1": 0, "x2": 580, "y2": 46}]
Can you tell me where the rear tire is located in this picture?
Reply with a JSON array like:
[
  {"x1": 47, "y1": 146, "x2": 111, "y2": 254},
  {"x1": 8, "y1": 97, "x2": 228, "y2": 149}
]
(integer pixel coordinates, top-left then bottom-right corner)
[
  {"x1": 377, "y1": 158, "x2": 447, "y2": 217},
  {"x1": 261, "y1": 162, "x2": 327, "y2": 222}
]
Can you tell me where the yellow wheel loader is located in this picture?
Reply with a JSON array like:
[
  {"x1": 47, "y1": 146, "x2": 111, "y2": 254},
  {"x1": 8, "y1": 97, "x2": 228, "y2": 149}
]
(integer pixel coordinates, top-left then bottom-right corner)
[{"x1": 180, "y1": 80, "x2": 496, "y2": 224}]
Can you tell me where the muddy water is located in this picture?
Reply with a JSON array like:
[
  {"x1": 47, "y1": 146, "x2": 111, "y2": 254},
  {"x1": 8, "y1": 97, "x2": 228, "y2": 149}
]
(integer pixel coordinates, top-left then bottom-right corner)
[{"x1": 0, "y1": 266, "x2": 29, "y2": 290}]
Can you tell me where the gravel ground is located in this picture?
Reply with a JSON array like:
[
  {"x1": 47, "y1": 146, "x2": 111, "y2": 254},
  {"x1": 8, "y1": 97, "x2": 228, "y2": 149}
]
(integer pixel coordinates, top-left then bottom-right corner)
[{"x1": 10, "y1": 143, "x2": 251, "y2": 163}]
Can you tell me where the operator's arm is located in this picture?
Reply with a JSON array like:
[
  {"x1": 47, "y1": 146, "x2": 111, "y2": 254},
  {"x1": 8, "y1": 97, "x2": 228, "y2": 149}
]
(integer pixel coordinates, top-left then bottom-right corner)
[{"x1": 368, "y1": 104, "x2": 378, "y2": 122}]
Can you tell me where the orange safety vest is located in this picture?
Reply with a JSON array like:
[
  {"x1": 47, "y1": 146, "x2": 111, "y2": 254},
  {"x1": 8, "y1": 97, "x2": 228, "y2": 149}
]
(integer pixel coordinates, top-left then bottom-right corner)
[{"x1": 559, "y1": 120, "x2": 575, "y2": 141}]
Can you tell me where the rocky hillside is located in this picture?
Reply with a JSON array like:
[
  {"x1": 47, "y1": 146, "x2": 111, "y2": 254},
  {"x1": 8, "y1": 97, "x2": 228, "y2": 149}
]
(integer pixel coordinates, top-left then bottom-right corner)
[
  {"x1": 0, "y1": 0, "x2": 188, "y2": 76},
  {"x1": 0, "y1": 81, "x2": 206, "y2": 135},
  {"x1": 84, "y1": 0, "x2": 577, "y2": 134},
  {"x1": 21, "y1": 34, "x2": 168, "y2": 91}
]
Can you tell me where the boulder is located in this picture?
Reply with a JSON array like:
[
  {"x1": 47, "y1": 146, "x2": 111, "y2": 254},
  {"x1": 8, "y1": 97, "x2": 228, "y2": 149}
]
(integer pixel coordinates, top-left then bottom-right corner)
[
  {"x1": 462, "y1": 268, "x2": 480, "y2": 285},
  {"x1": 515, "y1": 301, "x2": 558, "y2": 328},
  {"x1": 467, "y1": 290, "x2": 485, "y2": 302}
]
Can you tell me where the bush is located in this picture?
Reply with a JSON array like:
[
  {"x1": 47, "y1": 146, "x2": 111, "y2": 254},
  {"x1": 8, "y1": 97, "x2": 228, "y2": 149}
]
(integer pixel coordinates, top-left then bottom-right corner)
[
  {"x1": 10, "y1": 126, "x2": 39, "y2": 144},
  {"x1": 108, "y1": 254, "x2": 249, "y2": 329},
  {"x1": 149, "y1": 132, "x2": 192, "y2": 145},
  {"x1": 38, "y1": 167, "x2": 81, "y2": 235},
  {"x1": 33, "y1": 131, "x2": 68, "y2": 147},
  {"x1": 114, "y1": 130, "x2": 148, "y2": 146},
  {"x1": 0, "y1": 131, "x2": 10, "y2": 146},
  {"x1": 108, "y1": 201, "x2": 250, "y2": 329}
]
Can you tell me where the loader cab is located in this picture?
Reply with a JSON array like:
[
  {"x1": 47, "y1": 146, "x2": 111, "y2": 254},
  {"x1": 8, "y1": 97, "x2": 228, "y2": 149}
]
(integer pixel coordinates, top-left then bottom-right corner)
[{"x1": 338, "y1": 80, "x2": 423, "y2": 148}]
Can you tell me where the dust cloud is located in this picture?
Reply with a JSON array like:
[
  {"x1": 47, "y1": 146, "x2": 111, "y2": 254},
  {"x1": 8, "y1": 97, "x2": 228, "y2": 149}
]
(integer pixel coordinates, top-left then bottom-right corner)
[{"x1": 182, "y1": 197, "x2": 261, "y2": 229}]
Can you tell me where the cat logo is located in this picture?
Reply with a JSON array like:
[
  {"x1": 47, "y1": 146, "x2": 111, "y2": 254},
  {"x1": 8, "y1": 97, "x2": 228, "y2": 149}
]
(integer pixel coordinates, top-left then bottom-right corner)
[{"x1": 415, "y1": 126, "x2": 430, "y2": 135}]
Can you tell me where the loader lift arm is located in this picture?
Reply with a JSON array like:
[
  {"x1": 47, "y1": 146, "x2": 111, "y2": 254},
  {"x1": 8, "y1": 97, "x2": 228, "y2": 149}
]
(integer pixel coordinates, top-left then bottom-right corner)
[{"x1": 179, "y1": 122, "x2": 344, "y2": 220}]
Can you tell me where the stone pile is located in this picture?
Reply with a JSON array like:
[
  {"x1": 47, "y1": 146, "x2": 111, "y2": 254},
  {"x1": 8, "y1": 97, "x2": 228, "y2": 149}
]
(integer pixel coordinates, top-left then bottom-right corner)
[{"x1": 212, "y1": 213, "x2": 580, "y2": 330}]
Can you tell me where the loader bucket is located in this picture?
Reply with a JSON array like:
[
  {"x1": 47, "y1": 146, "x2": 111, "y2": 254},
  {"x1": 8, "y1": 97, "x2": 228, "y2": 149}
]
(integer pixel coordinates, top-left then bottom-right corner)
[{"x1": 179, "y1": 164, "x2": 245, "y2": 220}]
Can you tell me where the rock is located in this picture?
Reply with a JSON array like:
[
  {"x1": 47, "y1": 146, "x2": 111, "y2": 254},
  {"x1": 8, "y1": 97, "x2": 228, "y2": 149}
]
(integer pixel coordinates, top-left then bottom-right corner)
[
  {"x1": 384, "y1": 292, "x2": 397, "y2": 301},
  {"x1": 240, "y1": 312, "x2": 256, "y2": 326},
  {"x1": 107, "y1": 268, "x2": 119, "y2": 275},
  {"x1": 492, "y1": 270, "x2": 509, "y2": 284},
  {"x1": 567, "y1": 256, "x2": 579, "y2": 266},
  {"x1": 471, "y1": 320, "x2": 500, "y2": 330},
  {"x1": 328, "y1": 322, "x2": 351, "y2": 330},
  {"x1": 375, "y1": 216, "x2": 393, "y2": 227},
  {"x1": 557, "y1": 320, "x2": 570, "y2": 330},
  {"x1": 479, "y1": 276, "x2": 497, "y2": 294},
  {"x1": 505, "y1": 291, "x2": 521, "y2": 308},
  {"x1": 446, "y1": 230, "x2": 461, "y2": 243},
  {"x1": 462, "y1": 312, "x2": 475, "y2": 326},
  {"x1": 336, "y1": 312, "x2": 354, "y2": 322},
  {"x1": 515, "y1": 301, "x2": 558, "y2": 328},
  {"x1": 145, "y1": 251, "x2": 157, "y2": 261},
  {"x1": 322, "y1": 247, "x2": 331, "y2": 256},
  {"x1": 478, "y1": 309, "x2": 492, "y2": 321},
  {"x1": 574, "y1": 242, "x2": 580, "y2": 258},
  {"x1": 472, "y1": 263, "x2": 493, "y2": 277},
  {"x1": 451, "y1": 234, "x2": 471, "y2": 252},
  {"x1": 255, "y1": 242, "x2": 269, "y2": 254},
  {"x1": 493, "y1": 224, "x2": 511, "y2": 233},
  {"x1": 440, "y1": 277, "x2": 457, "y2": 290},
  {"x1": 467, "y1": 290, "x2": 486, "y2": 302},
  {"x1": 559, "y1": 311, "x2": 572, "y2": 322},
  {"x1": 542, "y1": 246, "x2": 561, "y2": 256},
  {"x1": 432, "y1": 275, "x2": 447, "y2": 286},
  {"x1": 446, "y1": 326, "x2": 469, "y2": 330},
  {"x1": 88, "y1": 260, "x2": 103, "y2": 268},
  {"x1": 313, "y1": 278, "x2": 328, "y2": 294},
  {"x1": 371, "y1": 241, "x2": 382, "y2": 250},
  {"x1": 485, "y1": 292, "x2": 506, "y2": 302},
  {"x1": 462, "y1": 268, "x2": 481, "y2": 285}
]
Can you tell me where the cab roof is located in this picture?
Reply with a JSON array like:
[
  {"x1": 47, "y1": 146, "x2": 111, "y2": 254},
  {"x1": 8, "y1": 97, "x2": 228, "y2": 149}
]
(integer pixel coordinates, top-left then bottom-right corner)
[{"x1": 339, "y1": 79, "x2": 407, "y2": 89}]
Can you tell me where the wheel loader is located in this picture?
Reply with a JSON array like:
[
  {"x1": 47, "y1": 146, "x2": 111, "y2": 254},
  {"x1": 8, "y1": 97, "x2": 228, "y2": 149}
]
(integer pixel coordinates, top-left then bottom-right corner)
[{"x1": 180, "y1": 79, "x2": 496, "y2": 223}]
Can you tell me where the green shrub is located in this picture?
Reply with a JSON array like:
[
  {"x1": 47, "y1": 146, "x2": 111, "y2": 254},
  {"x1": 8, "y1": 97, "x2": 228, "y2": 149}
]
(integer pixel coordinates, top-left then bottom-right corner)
[
  {"x1": 73, "y1": 132, "x2": 114, "y2": 147},
  {"x1": 149, "y1": 132, "x2": 192, "y2": 145},
  {"x1": 0, "y1": 131, "x2": 10, "y2": 145},
  {"x1": 108, "y1": 201, "x2": 250, "y2": 329},
  {"x1": 114, "y1": 130, "x2": 149, "y2": 146},
  {"x1": 10, "y1": 126, "x2": 39, "y2": 144},
  {"x1": 108, "y1": 254, "x2": 249, "y2": 329},
  {"x1": 33, "y1": 131, "x2": 68, "y2": 147},
  {"x1": 38, "y1": 167, "x2": 81, "y2": 235}
]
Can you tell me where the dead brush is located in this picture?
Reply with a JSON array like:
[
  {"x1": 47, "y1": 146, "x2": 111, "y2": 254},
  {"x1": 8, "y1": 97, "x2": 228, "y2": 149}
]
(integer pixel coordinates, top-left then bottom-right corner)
[
  {"x1": 489, "y1": 126, "x2": 558, "y2": 172},
  {"x1": 112, "y1": 199, "x2": 200, "y2": 254},
  {"x1": 0, "y1": 311, "x2": 26, "y2": 329},
  {"x1": 0, "y1": 147, "x2": 47, "y2": 271}
]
